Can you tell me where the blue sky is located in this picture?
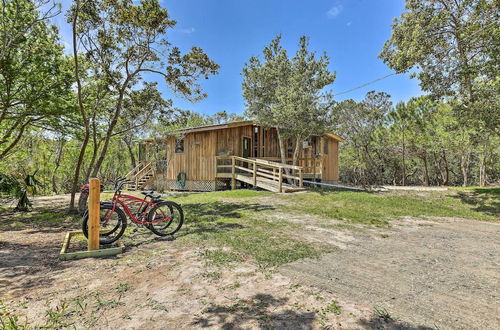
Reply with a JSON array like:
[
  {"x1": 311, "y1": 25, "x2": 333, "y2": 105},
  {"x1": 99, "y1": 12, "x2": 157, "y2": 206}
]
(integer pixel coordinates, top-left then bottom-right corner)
[{"x1": 51, "y1": 0, "x2": 423, "y2": 116}]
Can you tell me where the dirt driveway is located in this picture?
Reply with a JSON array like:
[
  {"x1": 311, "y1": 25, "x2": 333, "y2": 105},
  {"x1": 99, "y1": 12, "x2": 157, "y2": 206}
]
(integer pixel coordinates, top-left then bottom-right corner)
[
  {"x1": 1, "y1": 192, "x2": 499, "y2": 329},
  {"x1": 280, "y1": 218, "x2": 500, "y2": 329}
]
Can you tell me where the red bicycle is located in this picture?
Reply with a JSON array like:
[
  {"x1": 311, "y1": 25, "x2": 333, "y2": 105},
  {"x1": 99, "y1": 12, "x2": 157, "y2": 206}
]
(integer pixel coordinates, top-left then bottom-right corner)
[{"x1": 82, "y1": 178, "x2": 184, "y2": 244}]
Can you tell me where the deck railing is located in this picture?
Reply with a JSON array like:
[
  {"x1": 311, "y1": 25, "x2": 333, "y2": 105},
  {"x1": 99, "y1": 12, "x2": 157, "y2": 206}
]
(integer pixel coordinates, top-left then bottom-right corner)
[
  {"x1": 253, "y1": 157, "x2": 323, "y2": 178},
  {"x1": 216, "y1": 156, "x2": 304, "y2": 192}
]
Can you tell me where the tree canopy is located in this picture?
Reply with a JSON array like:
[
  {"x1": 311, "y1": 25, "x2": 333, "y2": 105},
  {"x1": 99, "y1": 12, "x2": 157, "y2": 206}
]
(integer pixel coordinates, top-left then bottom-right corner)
[
  {"x1": 380, "y1": 0, "x2": 499, "y2": 134},
  {"x1": 242, "y1": 35, "x2": 336, "y2": 165},
  {"x1": 0, "y1": 0, "x2": 73, "y2": 160}
]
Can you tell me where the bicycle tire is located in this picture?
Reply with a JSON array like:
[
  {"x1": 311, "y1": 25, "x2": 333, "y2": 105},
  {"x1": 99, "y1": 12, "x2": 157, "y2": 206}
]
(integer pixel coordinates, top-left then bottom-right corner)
[
  {"x1": 78, "y1": 191, "x2": 89, "y2": 216},
  {"x1": 146, "y1": 201, "x2": 184, "y2": 236},
  {"x1": 82, "y1": 203, "x2": 127, "y2": 244}
]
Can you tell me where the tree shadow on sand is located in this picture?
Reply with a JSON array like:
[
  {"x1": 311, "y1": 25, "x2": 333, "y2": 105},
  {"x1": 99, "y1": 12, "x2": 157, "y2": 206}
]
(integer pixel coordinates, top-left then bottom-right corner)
[
  {"x1": 0, "y1": 239, "x2": 72, "y2": 298},
  {"x1": 192, "y1": 294, "x2": 316, "y2": 329},
  {"x1": 0, "y1": 207, "x2": 81, "y2": 233},
  {"x1": 357, "y1": 314, "x2": 436, "y2": 330},
  {"x1": 175, "y1": 201, "x2": 275, "y2": 238}
]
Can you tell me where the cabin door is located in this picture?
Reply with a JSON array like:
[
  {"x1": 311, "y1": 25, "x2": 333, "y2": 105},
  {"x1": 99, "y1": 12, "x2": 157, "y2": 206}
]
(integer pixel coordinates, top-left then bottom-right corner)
[{"x1": 242, "y1": 137, "x2": 251, "y2": 159}]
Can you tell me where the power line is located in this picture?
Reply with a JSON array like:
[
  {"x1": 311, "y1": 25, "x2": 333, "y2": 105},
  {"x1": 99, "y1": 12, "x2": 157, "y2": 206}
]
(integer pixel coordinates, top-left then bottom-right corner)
[{"x1": 333, "y1": 73, "x2": 399, "y2": 97}]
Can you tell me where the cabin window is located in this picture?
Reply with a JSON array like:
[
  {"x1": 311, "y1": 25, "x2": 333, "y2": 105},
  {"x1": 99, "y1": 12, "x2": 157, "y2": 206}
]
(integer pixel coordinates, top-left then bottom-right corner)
[
  {"x1": 175, "y1": 138, "x2": 184, "y2": 153},
  {"x1": 323, "y1": 139, "x2": 329, "y2": 154}
]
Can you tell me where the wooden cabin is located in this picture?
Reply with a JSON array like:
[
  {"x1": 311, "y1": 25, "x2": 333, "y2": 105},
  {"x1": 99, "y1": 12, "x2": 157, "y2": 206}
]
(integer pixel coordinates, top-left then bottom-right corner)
[{"x1": 126, "y1": 121, "x2": 343, "y2": 192}]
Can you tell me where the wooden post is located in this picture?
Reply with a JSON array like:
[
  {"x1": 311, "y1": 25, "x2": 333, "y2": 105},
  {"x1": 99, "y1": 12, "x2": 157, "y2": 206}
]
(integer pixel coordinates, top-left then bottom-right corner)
[
  {"x1": 214, "y1": 157, "x2": 218, "y2": 179},
  {"x1": 278, "y1": 167, "x2": 283, "y2": 193},
  {"x1": 299, "y1": 169, "x2": 303, "y2": 187},
  {"x1": 88, "y1": 178, "x2": 100, "y2": 251},
  {"x1": 253, "y1": 161, "x2": 257, "y2": 187},
  {"x1": 313, "y1": 159, "x2": 316, "y2": 181},
  {"x1": 231, "y1": 157, "x2": 236, "y2": 190}
]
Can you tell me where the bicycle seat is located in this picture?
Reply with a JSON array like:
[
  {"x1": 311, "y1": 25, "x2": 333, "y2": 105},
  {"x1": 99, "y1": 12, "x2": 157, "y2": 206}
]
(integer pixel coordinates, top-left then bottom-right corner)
[{"x1": 140, "y1": 191, "x2": 161, "y2": 199}]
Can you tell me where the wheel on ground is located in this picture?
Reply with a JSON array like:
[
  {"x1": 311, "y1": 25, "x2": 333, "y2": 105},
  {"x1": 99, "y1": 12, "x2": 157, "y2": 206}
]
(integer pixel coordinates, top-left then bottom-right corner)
[
  {"x1": 147, "y1": 201, "x2": 184, "y2": 236},
  {"x1": 82, "y1": 203, "x2": 127, "y2": 244}
]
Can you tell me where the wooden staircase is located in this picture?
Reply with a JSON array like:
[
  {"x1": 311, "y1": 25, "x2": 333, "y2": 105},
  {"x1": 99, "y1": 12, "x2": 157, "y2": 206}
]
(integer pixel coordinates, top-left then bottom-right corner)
[
  {"x1": 125, "y1": 161, "x2": 156, "y2": 191},
  {"x1": 216, "y1": 156, "x2": 306, "y2": 193}
]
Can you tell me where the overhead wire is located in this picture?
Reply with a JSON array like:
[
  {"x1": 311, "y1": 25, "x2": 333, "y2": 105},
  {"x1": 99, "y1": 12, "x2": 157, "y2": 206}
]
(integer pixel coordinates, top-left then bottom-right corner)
[{"x1": 332, "y1": 73, "x2": 399, "y2": 97}]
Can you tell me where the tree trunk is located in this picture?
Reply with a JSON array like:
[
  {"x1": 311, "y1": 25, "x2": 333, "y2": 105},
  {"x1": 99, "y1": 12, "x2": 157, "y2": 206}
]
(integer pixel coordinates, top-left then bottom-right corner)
[
  {"x1": 69, "y1": 0, "x2": 90, "y2": 212},
  {"x1": 291, "y1": 136, "x2": 303, "y2": 185},
  {"x1": 276, "y1": 128, "x2": 291, "y2": 182},
  {"x1": 461, "y1": 151, "x2": 471, "y2": 187},
  {"x1": 363, "y1": 144, "x2": 382, "y2": 185},
  {"x1": 478, "y1": 150, "x2": 488, "y2": 187},
  {"x1": 422, "y1": 154, "x2": 430, "y2": 186},
  {"x1": 123, "y1": 137, "x2": 137, "y2": 169},
  {"x1": 441, "y1": 150, "x2": 449, "y2": 186},
  {"x1": 51, "y1": 138, "x2": 65, "y2": 194},
  {"x1": 401, "y1": 130, "x2": 406, "y2": 186},
  {"x1": 90, "y1": 91, "x2": 126, "y2": 177},
  {"x1": 433, "y1": 152, "x2": 444, "y2": 185}
]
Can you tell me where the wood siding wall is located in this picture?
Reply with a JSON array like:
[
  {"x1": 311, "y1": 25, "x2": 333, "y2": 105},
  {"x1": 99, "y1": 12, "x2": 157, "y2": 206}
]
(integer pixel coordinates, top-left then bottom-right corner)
[
  {"x1": 165, "y1": 130, "x2": 217, "y2": 181},
  {"x1": 322, "y1": 137, "x2": 339, "y2": 182}
]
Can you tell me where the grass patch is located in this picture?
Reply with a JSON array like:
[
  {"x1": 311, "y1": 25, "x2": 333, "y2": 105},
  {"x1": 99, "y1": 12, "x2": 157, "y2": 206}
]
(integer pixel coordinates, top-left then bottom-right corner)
[
  {"x1": 201, "y1": 249, "x2": 242, "y2": 267},
  {"x1": 166, "y1": 192, "x2": 326, "y2": 268},
  {"x1": 279, "y1": 188, "x2": 498, "y2": 225},
  {"x1": 373, "y1": 306, "x2": 397, "y2": 321},
  {"x1": 0, "y1": 300, "x2": 29, "y2": 329},
  {"x1": 214, "y1": 228, "x2": 324, "y2": 268}
]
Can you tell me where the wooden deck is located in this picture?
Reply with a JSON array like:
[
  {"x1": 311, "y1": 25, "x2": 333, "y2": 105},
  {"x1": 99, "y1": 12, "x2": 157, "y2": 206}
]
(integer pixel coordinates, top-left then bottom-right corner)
[
  {"x1": 216, "y1": 172, "x2": 305, "y2": 193},
  {"x1": 216, "y1": 156, "x2": 306, "y2": 193}
]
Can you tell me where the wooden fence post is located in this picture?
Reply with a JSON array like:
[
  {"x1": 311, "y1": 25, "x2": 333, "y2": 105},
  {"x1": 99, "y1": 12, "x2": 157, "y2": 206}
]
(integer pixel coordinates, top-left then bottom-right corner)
[
  {"x1": 88, "y1": 178, "x2": 100, "y2": 251},
  {"x1": 253, "y1": 161, "x2": 257, "y2": 187},
  {"x1": 278, "y1": 167, "x2": 283, "y2": 193},
  {"x1": 231, "y1": 157, "x2": 236, "y2": 190}
]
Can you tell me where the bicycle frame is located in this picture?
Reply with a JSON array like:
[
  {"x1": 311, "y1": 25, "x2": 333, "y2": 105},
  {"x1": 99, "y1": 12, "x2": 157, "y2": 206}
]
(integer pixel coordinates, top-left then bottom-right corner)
[{"x1": 104, "y1": 191, "x2": 169, "y2": 226}]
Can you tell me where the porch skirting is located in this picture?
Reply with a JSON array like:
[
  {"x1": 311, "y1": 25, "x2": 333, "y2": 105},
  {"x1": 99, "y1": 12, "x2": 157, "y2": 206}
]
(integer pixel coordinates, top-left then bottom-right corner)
[{"x1": 152, "y1": 179, "x2": 231, "y2": 192}]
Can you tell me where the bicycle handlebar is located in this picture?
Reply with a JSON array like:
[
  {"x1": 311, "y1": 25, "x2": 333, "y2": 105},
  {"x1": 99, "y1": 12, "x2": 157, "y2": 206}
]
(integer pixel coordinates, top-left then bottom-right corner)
[{"x1": 113, "y1": 177, "x2": 130, "y2": 192}]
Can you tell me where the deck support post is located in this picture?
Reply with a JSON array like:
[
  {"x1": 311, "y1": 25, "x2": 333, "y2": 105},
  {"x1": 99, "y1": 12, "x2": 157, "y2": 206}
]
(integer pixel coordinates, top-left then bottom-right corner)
[
  {"x1": 278, "y1": 167, "x2": 283, "y2": 193},
  {"x1": 231, "y1": 157, "x2": 236, "y2": 190},
  {"x1": 88, "y1": 178, "x2": 100, "y2": 251},
  {"x1": 299, "y1": 169, "x2": 303, "y2": 187},
  {"x1": 313, "y1": 159, "x2": 316, "y2": 181},
  {"x1": 253, "y1": 161, "x2": 257, "y2": 187}
]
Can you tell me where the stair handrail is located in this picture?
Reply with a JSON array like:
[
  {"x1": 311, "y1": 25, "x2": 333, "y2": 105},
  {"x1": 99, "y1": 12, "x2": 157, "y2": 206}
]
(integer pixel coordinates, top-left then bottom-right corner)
[
  {"x1": 125, "y1": 162, "x2": 144, "y2": 180},
  {"x1": 134, "y1": 161, "x2": 153, "y2": 188}
]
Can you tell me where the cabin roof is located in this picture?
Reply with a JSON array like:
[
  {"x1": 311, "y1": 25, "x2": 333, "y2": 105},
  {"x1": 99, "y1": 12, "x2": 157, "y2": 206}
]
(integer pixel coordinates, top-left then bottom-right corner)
[
  {"x1": 173, "y1": 120, "x2": 255, "y2": 134},
  {"x1": 141, "y1": 120, "x2": 344, "y2": 142}
]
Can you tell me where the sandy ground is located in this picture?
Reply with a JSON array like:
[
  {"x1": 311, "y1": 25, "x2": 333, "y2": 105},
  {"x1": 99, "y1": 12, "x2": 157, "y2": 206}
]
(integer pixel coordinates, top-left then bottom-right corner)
[
  {"x1": 1, "y1": 194, "x2": 499, "y2": 329},
  {"x1": 0, "y1": 228, "x2": 373, "y2": 329},
  {"x1": 280, "y1": 218, "x2": 500, "y2": 330}
]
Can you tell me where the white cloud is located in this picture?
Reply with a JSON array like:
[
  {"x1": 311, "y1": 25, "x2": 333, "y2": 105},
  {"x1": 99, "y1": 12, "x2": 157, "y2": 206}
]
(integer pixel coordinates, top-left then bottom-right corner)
[
  {"x1": 178, "y1": 27, "x2": 196, "y2": 34},
  {"x1": 326, "y1": 5, "x2": 343, "y2": 19},
  {"x1": 346, "y1": 21, "x2": 352, "y2": 27}
]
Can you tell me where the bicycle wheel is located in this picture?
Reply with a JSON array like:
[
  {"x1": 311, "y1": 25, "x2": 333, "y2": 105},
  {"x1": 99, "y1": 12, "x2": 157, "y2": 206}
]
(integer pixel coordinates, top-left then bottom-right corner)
[
  {"x1": 82, "y1": 203, "x2": 127, "y2": 244},
  {"x1": 146, "y1": 201, "x2": 184, "y2": 236},
  {"x1": 78, "y1": 191, "x2": 89, "y2": 216}
]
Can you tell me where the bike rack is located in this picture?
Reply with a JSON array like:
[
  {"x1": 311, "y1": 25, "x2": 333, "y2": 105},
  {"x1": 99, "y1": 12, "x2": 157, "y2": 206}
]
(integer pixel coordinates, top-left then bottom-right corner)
[
  {"x1": 59, "y1": 178, "x2": 125, "y2": 260},
  {"x1": 59, "y1": 231, "x2": 125, "y2": 260}
]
